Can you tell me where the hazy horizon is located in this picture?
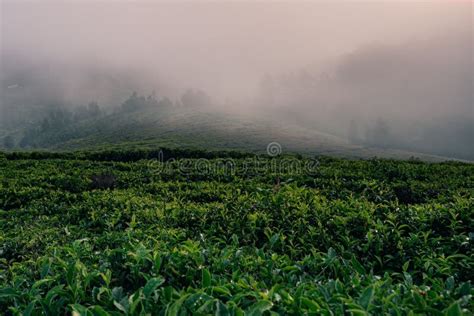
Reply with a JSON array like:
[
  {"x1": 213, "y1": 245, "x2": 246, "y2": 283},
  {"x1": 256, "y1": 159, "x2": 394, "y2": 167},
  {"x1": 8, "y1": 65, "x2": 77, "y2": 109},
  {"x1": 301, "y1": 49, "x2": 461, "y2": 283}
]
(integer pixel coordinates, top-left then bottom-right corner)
[{"x1": 0, "y1": 0, "x2": 472, "y2": 159}]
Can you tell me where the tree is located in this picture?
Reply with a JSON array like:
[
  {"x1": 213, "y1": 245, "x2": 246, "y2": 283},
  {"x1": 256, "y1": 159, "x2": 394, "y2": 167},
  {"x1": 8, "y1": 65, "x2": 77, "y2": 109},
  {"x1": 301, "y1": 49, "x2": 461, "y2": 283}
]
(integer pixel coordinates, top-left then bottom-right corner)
[
  {"x1": 3, "y1": 135, "x2": 14, "y2": 149},
  {"x1": 181, "y1": 89, "x2": 212, "y2": 108},
  {"x1": 74, "y1": 102, "x2": 102, "y2": 121},
  {"x1": 87, "y1": 102, "x2": 101, "y2": 117},
  {"x1": 366, "y1": 118, "x2": 391, "y2": 147},
  {"x1": 158, "y1": 97, "x2": 173, "y2": 108},
  {"x1": 121, "y1": 92, "x2": 141, "y2": 112},
  {"x1": 146, "y1": 93, "x2": 159, "y2": 108},
  {"x1": 41, "y1": 118, "x2": 51, "y2": 132},
  {"x1": 46, "y1": 108, "x2": 73, "y2": 129},
  {"x1": 121, "y1": 92, "x2": 160, "y2": 111},
  {"x1": 19, "y1": 136, "x2": 28, "y2": 148}
]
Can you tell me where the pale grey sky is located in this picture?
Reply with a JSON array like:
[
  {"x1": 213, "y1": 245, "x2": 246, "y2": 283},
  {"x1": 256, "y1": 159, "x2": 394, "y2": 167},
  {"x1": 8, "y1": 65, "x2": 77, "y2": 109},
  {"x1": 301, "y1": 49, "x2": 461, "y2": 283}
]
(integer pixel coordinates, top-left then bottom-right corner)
[{"x1": 1, "y1": 1, "x2": 471, "y2": 97}]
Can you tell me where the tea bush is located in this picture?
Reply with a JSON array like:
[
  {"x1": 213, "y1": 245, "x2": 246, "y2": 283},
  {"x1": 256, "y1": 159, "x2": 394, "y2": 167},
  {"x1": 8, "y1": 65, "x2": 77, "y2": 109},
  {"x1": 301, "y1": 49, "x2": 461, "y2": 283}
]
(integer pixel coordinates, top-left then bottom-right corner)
[{"x1": 0, "y1": 151, "x2": 472, "y2": 315}]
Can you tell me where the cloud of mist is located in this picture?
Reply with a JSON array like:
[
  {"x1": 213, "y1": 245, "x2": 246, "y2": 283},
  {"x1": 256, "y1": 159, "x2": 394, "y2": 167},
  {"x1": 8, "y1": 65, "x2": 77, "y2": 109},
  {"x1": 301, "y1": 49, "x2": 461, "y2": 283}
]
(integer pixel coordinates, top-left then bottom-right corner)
[
  {"x1": 2, "y1": 1, "x2": 469, "y2": 97},
  {"x1": 0, "y1": 0, "x2": 472, "y2": 158}
]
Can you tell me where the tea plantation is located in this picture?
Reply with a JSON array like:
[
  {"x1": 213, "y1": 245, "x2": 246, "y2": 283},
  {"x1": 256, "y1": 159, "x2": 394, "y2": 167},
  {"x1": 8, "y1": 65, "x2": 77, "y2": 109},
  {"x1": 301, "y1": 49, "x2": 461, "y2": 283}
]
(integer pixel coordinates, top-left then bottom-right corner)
[{"x1": 0, "y1": 150, "x2": 472, "y2": 315}]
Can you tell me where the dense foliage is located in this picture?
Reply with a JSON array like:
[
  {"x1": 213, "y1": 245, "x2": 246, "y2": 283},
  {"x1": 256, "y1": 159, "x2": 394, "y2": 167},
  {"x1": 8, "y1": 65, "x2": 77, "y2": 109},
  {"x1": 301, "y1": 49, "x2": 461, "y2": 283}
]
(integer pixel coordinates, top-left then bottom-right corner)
[
  {"x1": 2, "y1": 91, "x2": 211, "y2": 150},
  {"x1": 0, "y1": 150, "x2": 472, "y2": 315}
]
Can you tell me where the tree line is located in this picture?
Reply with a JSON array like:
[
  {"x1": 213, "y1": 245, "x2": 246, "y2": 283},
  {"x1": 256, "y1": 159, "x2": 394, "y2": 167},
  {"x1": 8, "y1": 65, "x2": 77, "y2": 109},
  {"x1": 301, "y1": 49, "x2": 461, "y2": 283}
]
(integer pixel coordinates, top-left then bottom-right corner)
[{"x1": 2, "y1": 89, "x2": 213, "y2": 149}]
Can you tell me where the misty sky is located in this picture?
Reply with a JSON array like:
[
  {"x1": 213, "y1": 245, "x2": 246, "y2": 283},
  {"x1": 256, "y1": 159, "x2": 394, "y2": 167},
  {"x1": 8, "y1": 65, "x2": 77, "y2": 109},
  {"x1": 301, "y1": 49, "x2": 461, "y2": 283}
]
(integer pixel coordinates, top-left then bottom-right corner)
[{"x1": 1, "y1": 0, "x2": 471, "y2": 99}]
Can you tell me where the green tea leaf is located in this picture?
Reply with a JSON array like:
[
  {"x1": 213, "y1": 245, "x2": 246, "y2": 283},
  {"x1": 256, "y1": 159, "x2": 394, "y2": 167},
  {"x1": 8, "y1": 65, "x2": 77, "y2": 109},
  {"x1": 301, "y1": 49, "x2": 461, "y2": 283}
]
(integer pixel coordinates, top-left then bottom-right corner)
[
  {"x1": 202, "y1": 269, "x2": 212, "y2": 288},
  {"x1": 359, "y1": 286, "x2": 374, "y2": 310},
  {"x1": 247, "y1": 300, "x2": 273, "y2": 316},
  {"x1": 144, "y1": 277, "x2": 165, "y2": 298},
  {"x1": 444, "y1": 302, "x2": 462, "y2": 316}
]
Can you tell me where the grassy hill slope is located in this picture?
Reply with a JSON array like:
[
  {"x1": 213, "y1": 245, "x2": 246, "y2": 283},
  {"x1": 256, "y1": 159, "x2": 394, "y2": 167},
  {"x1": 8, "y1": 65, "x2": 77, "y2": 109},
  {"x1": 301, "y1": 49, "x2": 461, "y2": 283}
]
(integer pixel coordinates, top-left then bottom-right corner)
[{"x1": 19, "y1": 107, "x2": 461, "y2": 161}]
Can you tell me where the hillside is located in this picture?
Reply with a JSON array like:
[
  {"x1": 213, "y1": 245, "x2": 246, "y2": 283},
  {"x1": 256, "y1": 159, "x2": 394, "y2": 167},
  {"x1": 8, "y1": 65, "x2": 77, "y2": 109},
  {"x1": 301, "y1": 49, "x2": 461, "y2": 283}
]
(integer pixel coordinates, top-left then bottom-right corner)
[{"x1": 12, "y1": 107, "x2": 461, "y2": 162}]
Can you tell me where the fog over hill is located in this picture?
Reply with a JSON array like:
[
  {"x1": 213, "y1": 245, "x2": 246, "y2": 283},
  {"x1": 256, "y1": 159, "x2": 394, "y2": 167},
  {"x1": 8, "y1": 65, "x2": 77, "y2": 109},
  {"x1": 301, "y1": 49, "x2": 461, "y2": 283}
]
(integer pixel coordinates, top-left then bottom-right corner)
[{"x1": 0, "y1": 1, "x2": 472, "y2": 159}]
